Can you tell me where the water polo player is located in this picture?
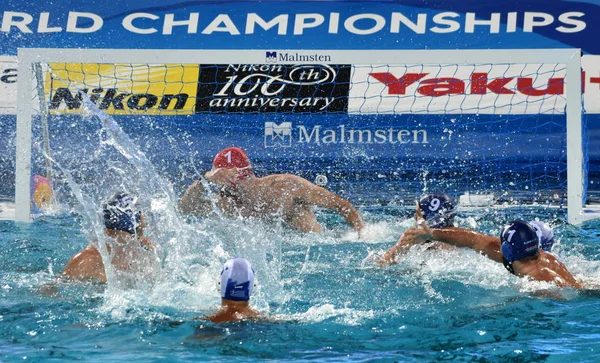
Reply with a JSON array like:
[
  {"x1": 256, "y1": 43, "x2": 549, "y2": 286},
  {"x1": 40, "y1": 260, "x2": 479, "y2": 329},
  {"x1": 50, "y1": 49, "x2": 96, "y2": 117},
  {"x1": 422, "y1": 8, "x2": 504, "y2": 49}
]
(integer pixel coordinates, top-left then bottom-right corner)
[
  {"x1": 62, "y1": 192, "x2": 156, "y2": 283},
  {"x1": 202, "y1": 257, "x2": 261, "y2": 323},
  {"x1": 400, "y1": 218, "x2": 583, "y2": 288},
  {"x1": 529, "y1": 220, "x2": 555, "y2": 252},
  {"x1": 179, "y1": 146, "x2": 364, "y2": 234},
  {"x1": 378, "y1": 193, "x2": 457, "y2": 265}
]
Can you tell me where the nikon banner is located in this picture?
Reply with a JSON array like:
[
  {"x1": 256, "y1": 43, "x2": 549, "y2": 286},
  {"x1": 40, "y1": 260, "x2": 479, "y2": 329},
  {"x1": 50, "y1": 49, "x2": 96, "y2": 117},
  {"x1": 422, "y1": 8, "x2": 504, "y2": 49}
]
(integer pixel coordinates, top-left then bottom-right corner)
[{"x1": 46, "y1": 63, "x2": 199, "y2": 115}]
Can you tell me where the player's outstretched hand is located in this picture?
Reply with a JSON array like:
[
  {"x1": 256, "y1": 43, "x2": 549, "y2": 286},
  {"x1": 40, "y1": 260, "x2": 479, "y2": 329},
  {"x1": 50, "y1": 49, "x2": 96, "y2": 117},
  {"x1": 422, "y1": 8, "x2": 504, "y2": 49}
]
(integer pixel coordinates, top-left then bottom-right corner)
[{"x1": 403, "y1": 202, "x2": 433, "y2": 246}]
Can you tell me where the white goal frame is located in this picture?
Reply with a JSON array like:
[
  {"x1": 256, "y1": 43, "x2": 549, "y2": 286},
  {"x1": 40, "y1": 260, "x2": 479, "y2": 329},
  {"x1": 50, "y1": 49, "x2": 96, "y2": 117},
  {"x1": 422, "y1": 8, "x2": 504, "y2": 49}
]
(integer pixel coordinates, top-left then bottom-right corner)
[{"x1": 15, "y1": 48, "x2": 584, "y2": 223}]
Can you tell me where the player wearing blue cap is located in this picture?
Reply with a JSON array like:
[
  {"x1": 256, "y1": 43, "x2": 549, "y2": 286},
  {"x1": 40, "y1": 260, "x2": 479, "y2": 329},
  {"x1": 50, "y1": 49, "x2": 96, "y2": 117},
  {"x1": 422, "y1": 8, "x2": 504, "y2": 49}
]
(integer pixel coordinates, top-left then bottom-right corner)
[
  {"x1": 378, "y1": 193, "x2": 559, "y2": 267},
  {"x1": 401, "y1": 215, "x2": 583, "y2": 288},
  {"x1": 378, "y1": 193, "x2": 456, "y2": 266},
  {"x1": 203, "y1": 258, "x2": 261, "y2": 323},
  {"x1": 62, "y1": 192, "x2": 155, "y2": 283}
]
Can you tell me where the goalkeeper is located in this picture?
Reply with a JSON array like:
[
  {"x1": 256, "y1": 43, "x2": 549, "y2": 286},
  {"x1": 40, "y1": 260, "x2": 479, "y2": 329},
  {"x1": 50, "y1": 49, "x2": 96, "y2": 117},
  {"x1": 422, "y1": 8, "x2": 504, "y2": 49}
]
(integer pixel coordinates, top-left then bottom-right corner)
[{"x1": 179, "y1": 147, "x2": 364, "y2": 234}]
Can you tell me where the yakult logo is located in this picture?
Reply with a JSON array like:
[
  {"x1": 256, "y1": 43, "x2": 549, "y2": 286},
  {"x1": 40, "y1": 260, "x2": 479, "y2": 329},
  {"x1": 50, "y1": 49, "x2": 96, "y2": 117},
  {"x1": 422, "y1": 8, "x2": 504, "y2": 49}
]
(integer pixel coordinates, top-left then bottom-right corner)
[
  {"x1": 196, "y1": 64, "x2": 351, "y2": 113},
  {"x1": 348, "y1": 64, "x2": 579, "y2": 115},
  {"x1": 369, "y1": 72, "x2": 564, "y2": 96}
]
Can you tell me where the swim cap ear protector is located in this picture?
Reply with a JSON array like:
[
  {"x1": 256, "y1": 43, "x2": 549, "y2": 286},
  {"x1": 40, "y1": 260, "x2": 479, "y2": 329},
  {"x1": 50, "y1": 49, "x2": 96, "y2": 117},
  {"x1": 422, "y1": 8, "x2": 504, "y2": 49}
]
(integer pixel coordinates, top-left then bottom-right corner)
[
  {"x1": 218, "y1": 258, "x2": 256, "y2": 301},
  {"x1": 102, "y1": 192, "x2": 142, "y2": 234},
  {"x1": 500, "y1": 220, "x2": 539, "y2": 263},
  {"x1": 212, "y1": 147, "x2": 254, "y2": 180},
  {"x1": 529, "y1": 221, "x2": 555, "y2": 252},
  {"x1": 418, "y1": 193, "x2": 456, "y2": 228}
]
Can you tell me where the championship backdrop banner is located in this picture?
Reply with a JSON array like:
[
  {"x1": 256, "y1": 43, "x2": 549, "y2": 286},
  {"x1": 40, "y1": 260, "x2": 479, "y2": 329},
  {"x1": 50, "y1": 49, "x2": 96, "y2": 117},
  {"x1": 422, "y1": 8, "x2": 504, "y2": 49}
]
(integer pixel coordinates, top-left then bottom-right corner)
[{"x1": 1, "y1": 0, "x2": 599, "y2": 54}]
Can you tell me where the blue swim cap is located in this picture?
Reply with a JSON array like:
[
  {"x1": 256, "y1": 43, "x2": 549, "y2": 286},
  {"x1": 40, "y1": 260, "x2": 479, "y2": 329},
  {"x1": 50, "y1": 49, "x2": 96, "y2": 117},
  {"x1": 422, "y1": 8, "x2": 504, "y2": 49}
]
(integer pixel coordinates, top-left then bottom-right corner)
[
  {"x1": 418, "y1": 193, "x2": 456, "y2": 228},
  {"x1": 220, "y1": 258, "x2": 255, "y2": 301},
  {"x1": 529, "y1": 221, "x2": 555, "y2": 252},
  {"x1": 102, "y1": 192, "x2": 141, "y2": 234},
  {"x1": 500, "y1": 220, "x2": 539, "y2": 263}
]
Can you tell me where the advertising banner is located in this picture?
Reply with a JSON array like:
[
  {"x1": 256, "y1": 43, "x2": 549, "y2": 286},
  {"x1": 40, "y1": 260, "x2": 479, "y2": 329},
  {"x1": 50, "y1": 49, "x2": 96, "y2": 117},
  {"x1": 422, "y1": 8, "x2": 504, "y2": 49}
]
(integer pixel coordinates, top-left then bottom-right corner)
[
  {"x1": 196, "y1": 64, "x2": 351, "y2": 113},
  {"x1": 0, "y1": 56, "x2": 593, "y2": 115},
  {"x1": 1, "y1": 1, "x2": 599, "y2": 54},
  {"x1": 0, "y1": 57, "x2": 17, "y2": 115},
  {"x1": 46, "y1": 63, "x2": 199, "y2": 115},
  {"x1": 350, "y1": 63, "x2": 575, "y2": 115}
]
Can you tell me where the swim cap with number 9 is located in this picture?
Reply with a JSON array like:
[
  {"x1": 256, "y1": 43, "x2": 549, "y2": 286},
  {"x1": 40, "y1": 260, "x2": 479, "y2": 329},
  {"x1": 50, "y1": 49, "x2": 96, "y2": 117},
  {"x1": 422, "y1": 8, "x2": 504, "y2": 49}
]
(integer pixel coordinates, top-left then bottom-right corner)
[{"x1": 418, "y1": 193, "x2": 456, "y2": 228}]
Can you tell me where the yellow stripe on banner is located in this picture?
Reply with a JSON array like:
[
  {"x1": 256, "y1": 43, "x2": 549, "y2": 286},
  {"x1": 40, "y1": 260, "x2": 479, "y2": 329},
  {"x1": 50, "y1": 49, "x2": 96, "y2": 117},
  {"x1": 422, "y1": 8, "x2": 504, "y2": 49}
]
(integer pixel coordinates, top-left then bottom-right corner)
[{"x1": 45, "y1": 63, "x2": 199, "y2": 115}]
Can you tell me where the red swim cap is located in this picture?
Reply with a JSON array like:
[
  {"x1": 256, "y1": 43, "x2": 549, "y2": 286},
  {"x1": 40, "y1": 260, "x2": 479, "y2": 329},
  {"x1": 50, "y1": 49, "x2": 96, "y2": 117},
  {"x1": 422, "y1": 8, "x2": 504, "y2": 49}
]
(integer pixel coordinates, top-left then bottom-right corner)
[{"x1": 212, "y1": 147, "x2": 254, "y2": 179}]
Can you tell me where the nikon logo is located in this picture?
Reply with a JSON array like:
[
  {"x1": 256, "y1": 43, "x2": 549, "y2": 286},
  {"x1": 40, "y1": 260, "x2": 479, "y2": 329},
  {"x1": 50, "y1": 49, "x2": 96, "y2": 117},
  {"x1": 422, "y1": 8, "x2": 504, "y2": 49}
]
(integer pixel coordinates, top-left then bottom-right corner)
[{"x1": 49, "y1": 87, "x2": 189, "y2": 111}]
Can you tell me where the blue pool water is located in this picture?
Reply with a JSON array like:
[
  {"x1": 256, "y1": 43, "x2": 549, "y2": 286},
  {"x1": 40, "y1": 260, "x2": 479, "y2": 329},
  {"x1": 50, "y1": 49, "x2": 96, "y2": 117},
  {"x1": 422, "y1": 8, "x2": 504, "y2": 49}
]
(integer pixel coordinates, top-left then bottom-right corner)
[
  {"x1": 2, "y1": 207, "x2": 600, "y2": 362},
  {"x1": 2, "y1": 98, "x2": 600, "y2": 362}
]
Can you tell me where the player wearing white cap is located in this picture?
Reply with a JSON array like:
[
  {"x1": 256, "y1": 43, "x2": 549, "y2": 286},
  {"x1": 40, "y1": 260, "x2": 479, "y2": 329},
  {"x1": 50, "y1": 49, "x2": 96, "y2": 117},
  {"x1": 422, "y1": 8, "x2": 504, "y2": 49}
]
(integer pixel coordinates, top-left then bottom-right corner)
[{"x1": 203, "y1": 257, "x2": 261, "y2": 323}]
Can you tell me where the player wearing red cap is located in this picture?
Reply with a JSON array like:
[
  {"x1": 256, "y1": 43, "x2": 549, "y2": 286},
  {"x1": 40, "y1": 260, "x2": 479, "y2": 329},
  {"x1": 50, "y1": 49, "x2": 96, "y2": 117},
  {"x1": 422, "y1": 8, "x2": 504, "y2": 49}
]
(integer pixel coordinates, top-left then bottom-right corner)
[{"x1": 179, "y1": 147, "x2": 364, "y2": 234}]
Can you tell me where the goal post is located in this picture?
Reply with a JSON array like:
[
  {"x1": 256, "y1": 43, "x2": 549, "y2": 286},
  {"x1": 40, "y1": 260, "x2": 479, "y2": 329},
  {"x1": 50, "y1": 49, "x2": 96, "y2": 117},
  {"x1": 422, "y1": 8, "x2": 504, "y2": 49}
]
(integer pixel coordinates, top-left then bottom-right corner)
[{"x1": 15, "y1": 48, "x2": 584, "y2": 223}]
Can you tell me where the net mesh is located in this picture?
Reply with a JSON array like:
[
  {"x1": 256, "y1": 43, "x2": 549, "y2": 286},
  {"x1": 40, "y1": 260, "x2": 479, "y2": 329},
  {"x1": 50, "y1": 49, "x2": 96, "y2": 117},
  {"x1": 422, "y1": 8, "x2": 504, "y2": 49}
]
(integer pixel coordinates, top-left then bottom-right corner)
[{"x1": 34, "y1": 60, "x2": 573, "y2": 207}]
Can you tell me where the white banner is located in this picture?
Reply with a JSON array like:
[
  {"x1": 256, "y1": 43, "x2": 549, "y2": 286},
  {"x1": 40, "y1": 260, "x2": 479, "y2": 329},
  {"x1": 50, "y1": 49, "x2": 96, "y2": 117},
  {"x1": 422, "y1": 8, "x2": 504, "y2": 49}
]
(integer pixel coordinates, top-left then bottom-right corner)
[
  {"x1": 349, "y1": 55, "x2": 600, "y2": 115},
  {"x1": 583, "y1": 55, "x2": 600, "y2": 114},
  {"x1": 0, "y1": 56, "x2": 17, "y2": 115},
  {"x1": 349, "y1": 63, "x2": 569, "y2": 114}
]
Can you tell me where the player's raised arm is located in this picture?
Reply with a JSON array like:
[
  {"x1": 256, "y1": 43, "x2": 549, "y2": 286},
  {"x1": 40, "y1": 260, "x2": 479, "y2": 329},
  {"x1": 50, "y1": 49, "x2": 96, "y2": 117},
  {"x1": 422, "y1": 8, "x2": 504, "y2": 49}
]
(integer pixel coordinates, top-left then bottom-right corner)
[
  {"x1": 179, "y1": 179, "x2": 213, "y2": 216},
  {"x1": 294, "y1": 176, "x2": 364, "y2": 234}
]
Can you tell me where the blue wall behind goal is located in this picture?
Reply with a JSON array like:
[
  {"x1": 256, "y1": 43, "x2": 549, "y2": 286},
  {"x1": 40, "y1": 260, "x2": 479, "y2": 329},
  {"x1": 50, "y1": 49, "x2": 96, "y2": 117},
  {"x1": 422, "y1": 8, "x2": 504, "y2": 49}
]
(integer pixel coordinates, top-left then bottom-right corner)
[{"x1": 0, "y1": 0, "x2": 599, "y2": 203}]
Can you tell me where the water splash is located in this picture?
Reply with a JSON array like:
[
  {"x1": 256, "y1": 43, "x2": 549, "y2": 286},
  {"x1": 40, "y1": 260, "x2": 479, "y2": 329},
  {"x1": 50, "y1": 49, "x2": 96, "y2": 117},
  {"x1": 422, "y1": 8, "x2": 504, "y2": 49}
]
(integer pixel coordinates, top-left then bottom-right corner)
[{"x1": 35, "y1": 93, "x2": 288, "y2": 317}]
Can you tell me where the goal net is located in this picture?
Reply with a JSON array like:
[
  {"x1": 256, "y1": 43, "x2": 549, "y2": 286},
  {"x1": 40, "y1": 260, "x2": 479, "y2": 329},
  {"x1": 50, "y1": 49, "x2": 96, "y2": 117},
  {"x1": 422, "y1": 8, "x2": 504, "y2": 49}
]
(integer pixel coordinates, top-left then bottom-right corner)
[{"x1": 15, "y1": 48, "x2": 584, "y2": 223}]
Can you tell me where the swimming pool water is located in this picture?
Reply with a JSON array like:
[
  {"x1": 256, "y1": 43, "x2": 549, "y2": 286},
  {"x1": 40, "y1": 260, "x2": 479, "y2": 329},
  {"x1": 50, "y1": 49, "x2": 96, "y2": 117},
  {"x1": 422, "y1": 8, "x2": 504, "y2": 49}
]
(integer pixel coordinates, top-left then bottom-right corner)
[{"x1": 2, "y1": 207, "x2": 600, "y2": 362}]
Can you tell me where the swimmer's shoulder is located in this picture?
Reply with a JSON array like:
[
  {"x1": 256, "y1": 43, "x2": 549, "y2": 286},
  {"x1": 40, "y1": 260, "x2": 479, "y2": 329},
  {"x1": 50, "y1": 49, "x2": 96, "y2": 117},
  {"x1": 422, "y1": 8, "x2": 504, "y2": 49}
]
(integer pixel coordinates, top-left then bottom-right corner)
[
  {"x1": 263, "y1": 174, "x2": 317, "y2": 191},
  {"x1": 62, "y1": 244, "x2": 106, "y2": 282}
]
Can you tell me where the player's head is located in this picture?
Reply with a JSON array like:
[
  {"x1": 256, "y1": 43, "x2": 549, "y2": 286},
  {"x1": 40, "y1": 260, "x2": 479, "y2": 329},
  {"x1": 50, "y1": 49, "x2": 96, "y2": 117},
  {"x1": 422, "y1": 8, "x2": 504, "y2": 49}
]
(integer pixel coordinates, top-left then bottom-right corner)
[
  {"x1": 418, "y1": 193, "x2": 456, "y2": 228},
  {"x1": 102, "y1": 192, "x2": 142, "y2": 234},
  {"x1": 219, "y1": 258, "x2": 255, "y2": 302},
  {"x1": 212, "y1": 147, "x2": 254, "y2": 180},
  {"x1": 529, "y1": 221, "x2": 555, "y2": 252},
  {"x1": 500, "y1": 220, "x2": 539, "y2": 263}
]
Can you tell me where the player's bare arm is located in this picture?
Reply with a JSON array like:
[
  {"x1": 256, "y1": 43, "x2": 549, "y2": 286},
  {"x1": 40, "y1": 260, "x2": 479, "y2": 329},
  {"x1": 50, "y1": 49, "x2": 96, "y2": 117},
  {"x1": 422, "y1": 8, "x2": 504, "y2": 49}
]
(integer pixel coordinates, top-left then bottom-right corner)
[
  {"x1": 179, "y1": 179, "x2": 213, "y2": 216},
  {"x1": 62, "y1": 246, "x2": 107, "y2": 283},
  {"x1": 285, "y1": 175, "x2": 364, "y2": 233},
  {"x1": 403, "y1": 220, "x2": 503, "y2": 263}
]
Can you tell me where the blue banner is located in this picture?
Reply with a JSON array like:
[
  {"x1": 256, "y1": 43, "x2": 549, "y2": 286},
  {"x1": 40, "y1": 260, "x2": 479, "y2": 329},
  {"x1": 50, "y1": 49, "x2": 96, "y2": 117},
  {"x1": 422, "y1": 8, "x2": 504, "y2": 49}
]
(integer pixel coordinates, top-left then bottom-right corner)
[{"x1": 1, "y1": 0, "x2": 599, "y2": 54}]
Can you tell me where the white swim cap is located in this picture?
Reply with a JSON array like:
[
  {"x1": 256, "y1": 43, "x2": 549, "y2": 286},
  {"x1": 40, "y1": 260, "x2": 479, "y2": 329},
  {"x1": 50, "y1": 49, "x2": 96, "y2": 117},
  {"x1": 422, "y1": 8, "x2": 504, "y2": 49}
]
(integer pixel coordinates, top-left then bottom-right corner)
[
  {"x1": 219, "y1": 258, "x2": 255, "y2": 301},
  {"x1": 529, "y1": 221, "x2": 555, "y2": 252}
]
